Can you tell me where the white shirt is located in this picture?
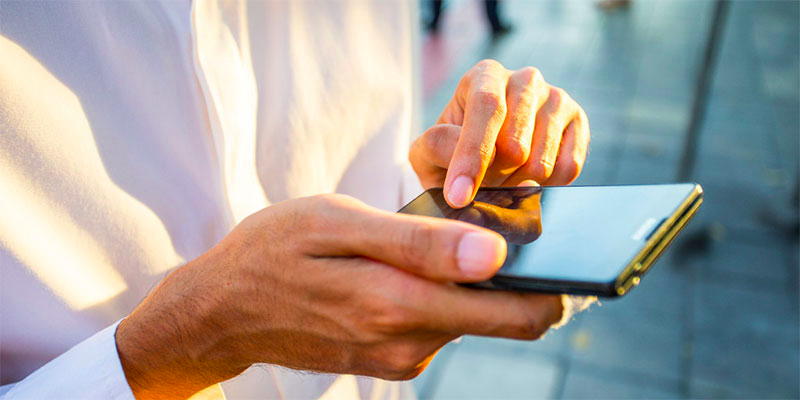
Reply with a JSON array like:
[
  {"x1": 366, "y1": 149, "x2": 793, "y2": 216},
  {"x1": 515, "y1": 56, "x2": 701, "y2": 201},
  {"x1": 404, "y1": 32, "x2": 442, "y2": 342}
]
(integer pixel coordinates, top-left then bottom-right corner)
[{"x1": 0, "y1": 1, "x2": 419, "y2": 398}]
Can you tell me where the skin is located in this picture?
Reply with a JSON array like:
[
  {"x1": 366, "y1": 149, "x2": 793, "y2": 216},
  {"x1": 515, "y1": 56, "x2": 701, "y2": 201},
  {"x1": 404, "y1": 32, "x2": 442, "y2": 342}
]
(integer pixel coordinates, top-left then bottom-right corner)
[
  {"x1": 457, "y1": 191, "x2": 543, "y2": 245},
  {"x1": 409, "y1": 60, "x2": 590, "y2": 206},
  {"x1": 116, "y1": 60, "x2": 590, "y2": 399}
]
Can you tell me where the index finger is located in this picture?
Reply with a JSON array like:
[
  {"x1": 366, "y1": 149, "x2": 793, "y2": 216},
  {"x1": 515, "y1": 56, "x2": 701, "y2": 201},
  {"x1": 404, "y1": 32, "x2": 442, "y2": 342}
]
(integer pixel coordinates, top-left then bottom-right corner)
[{"x1": 444, "y1": 60, "x2": 510, "y2": 209}]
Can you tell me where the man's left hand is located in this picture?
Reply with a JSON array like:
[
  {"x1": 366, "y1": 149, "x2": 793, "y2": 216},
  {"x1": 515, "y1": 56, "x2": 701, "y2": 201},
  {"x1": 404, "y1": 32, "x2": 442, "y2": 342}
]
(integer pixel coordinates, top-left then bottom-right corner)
[{"x1": 410, "y1": 59, "x2": 590, "y2": 208}]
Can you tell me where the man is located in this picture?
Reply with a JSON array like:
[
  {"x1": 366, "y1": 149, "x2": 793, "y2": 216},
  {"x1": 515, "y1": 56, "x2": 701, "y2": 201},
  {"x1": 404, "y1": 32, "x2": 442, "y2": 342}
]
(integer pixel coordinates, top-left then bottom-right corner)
[{"x1": 0, "y1": 1, "x2": 590, "y2": 399}]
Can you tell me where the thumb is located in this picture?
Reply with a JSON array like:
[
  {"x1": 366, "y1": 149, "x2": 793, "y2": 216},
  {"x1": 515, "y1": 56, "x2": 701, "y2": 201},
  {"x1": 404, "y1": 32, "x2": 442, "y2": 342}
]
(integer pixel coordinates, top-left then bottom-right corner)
[{"x1": 315, "y1": 203, "x2": 508, "y2": 282}]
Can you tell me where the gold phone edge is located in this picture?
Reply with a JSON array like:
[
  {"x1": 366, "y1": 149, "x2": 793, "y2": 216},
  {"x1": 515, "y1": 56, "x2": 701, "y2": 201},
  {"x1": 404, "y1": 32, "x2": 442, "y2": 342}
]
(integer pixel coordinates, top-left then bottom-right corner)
[{"x1": 615, "y1": 184, "x2": 704, "y2": 295}]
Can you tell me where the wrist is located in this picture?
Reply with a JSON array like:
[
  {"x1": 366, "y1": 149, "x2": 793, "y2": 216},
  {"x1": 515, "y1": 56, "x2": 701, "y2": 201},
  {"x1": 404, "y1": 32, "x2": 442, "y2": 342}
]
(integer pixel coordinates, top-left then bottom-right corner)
[{"x1": 116, "y1": 251, "x2": 248, "y2": 399}]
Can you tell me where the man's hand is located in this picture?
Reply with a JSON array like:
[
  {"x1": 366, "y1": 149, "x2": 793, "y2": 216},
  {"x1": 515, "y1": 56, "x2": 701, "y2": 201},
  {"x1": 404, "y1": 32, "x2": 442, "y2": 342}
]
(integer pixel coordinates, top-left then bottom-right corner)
[
  {"x1": 116, "y1": 194, "x2": 563, "y2": 399},
  {"x1": 410, "y1": 59, "x2": 590, "y2": 208}
]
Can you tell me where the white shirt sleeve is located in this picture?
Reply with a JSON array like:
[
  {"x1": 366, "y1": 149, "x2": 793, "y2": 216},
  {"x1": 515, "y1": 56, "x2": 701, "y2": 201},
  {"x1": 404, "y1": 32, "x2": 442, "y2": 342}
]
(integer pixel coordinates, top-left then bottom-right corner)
[{"x1": 3, "y1": 320, "x2": 135, "y2": 400}]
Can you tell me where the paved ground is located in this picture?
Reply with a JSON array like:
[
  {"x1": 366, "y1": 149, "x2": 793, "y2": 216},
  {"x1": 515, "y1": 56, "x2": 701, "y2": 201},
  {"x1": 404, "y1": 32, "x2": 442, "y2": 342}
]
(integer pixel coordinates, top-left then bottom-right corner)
[{"x1": 412, "y1": 1, "x2": 799, "y2": 398}]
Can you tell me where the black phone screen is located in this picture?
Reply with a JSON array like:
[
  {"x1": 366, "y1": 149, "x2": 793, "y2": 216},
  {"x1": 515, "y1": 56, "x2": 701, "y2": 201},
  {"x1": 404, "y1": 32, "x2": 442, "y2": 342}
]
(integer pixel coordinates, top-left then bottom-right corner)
[{"x1": 398, "y1": 184, "x2": 698, "y2": 285}]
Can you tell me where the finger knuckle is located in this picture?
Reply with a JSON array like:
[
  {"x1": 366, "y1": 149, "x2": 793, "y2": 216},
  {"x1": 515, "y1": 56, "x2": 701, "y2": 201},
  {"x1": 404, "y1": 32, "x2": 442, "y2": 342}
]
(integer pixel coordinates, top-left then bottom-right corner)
[
  {"x1": 302, "y1": 194, "x2": 352, "y2": 229},
  {"x1": 513, "y1": 295, "x2": 563, "y2": 340},
  {"x1": 309, "y1": 193, "x2": 357, "y2": 211},
  {"x1": 523, "y1": 318, "x2": 549, "y2": 340},
  {"x1": 398, "y1": 222, "x2": 434, "y2": 271},
  {"x1": 362, "y1": 291, "x2": 418, "y2": 337},
  {"x1": 473, "y1": 89, "x2": 505, "y2": 113},
  {"x1": 550, "y1": 86, "x2": 574, "y2": 107},
  {"x1": 373, "y1": 307, "x2": 411, "y2": 336},
  {"x1": 516, "y1": 66, "x2": 543, "y2": 87},
  {"x1": 563, "y1": 155, "x2": 583, "y2": 182},
  {"x1": 526, "y1": 159, "x2": 554, "y2": 182},
  {"x1": 548, "y1": 86, "x2": 564, "y2": 102},
  {"x1": 297, "y1": 197, "x2": 329, "y2": 229},
  {"x1": 496, "y1": 138, "x2": 529, "y2": 169},
  {"x1": 463, "y1": 60, "x2": 503, "y2": 87},
  {"x1": 475, "y1": 58, "x2": 503, "y2": 72},
  {"x1": 422, "y1": 125, "x2": 452, "y2": 150},
  {"x1": 518, "y1": 310, "x2": 549, "y2": 340},
  {"x1": 381, "y1": 344, "x2": 423, "y2": 379}
]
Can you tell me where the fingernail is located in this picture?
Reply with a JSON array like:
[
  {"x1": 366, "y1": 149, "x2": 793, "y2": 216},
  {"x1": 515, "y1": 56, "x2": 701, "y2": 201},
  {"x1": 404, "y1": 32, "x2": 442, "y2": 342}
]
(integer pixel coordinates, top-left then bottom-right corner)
[
  {"x1": 457, "y1": 231, "x2": 507, "y2": 278},
  {"x1": 517, "y1": 179, "x2": 541, "y2": 187},
  {"x1": 448, "y1": 175, "x2": 474, "y2": 208}
]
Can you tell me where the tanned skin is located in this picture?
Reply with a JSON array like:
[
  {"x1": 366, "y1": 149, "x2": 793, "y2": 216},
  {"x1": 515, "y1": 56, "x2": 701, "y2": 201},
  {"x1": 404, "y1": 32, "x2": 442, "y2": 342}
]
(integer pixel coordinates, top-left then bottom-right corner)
[{"x1": 116, "y1": 59, "x2": 589, "y2": 399}]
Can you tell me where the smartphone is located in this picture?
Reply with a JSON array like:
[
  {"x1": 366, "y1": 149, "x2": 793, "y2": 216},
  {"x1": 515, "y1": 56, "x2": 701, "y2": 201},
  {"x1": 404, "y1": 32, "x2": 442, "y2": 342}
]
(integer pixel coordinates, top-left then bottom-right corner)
[{"x1": 398, "y1": 183, "x2": 703, "y2": 297}]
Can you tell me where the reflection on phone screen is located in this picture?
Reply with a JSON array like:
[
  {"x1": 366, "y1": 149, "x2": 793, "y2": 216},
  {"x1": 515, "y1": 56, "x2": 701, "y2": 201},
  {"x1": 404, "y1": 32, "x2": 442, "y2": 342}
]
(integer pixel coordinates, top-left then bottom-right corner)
[{"x1": 401, "y1": 187, "x2": 543, "y2": 245}]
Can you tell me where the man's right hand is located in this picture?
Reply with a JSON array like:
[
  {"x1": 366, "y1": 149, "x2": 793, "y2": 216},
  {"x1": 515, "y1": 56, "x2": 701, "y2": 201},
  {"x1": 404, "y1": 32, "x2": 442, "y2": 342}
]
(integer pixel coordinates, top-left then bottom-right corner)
[{"x1": 115, "y1": 194, "x2": 563, "y2": 399}]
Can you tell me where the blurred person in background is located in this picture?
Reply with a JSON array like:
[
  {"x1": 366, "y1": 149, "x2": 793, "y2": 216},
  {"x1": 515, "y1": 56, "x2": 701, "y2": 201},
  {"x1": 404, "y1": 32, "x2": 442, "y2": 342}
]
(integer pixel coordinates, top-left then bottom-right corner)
[
  {"x1": 426, "y1": 0, "x2": 513, "y2": 36},
  {"x1": 0, "y1": 1, "x2": 589, "y2": 399}
]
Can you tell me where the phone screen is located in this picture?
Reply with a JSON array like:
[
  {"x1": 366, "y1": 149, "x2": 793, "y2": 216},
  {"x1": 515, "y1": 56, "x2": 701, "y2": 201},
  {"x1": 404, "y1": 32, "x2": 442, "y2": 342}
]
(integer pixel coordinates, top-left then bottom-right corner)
[{"x1": 399, "y1": 184, "x2": 698, "y2": 284}]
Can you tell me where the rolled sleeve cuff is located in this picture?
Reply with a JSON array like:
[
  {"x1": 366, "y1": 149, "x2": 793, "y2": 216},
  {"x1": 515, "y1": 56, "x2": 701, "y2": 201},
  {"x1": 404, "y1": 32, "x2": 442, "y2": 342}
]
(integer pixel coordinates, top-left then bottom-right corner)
[{"x1": 6, "y1": 320, "x2": 135, "y2": 400}]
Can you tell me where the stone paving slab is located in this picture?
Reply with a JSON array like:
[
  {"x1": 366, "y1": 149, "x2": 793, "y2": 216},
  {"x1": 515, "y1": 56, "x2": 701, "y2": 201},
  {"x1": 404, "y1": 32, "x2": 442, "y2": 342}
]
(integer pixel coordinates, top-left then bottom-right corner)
[
  {"x1": 591, "y1": 255, "x2": 689, "y2": 322},
  {"x1": 689, "y1": 233, "x2": 795, "y2": 290},
  {"x1": 560, "y1": 366, "x2": 681, "y2": 399},
  {"x1": 568, "y1": 307, "x2": 686, "y2": 383},
  {"x1": 426, "y1": 346, "x2": 561, "y2": 400}
]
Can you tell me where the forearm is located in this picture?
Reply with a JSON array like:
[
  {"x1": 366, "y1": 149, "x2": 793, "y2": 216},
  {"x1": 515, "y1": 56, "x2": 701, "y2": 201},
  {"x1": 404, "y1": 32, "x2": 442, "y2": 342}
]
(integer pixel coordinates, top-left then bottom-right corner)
[{"x1": 116, "y1": 252, "x2": 248, "y2": 399}]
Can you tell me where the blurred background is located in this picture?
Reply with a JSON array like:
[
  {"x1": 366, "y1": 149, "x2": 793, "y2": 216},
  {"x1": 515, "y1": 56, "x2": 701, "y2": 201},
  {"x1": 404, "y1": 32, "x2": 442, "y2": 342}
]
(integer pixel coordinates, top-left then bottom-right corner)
[{"x1": 412, "y1": 0, "x2": 799, "y2": 398}]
